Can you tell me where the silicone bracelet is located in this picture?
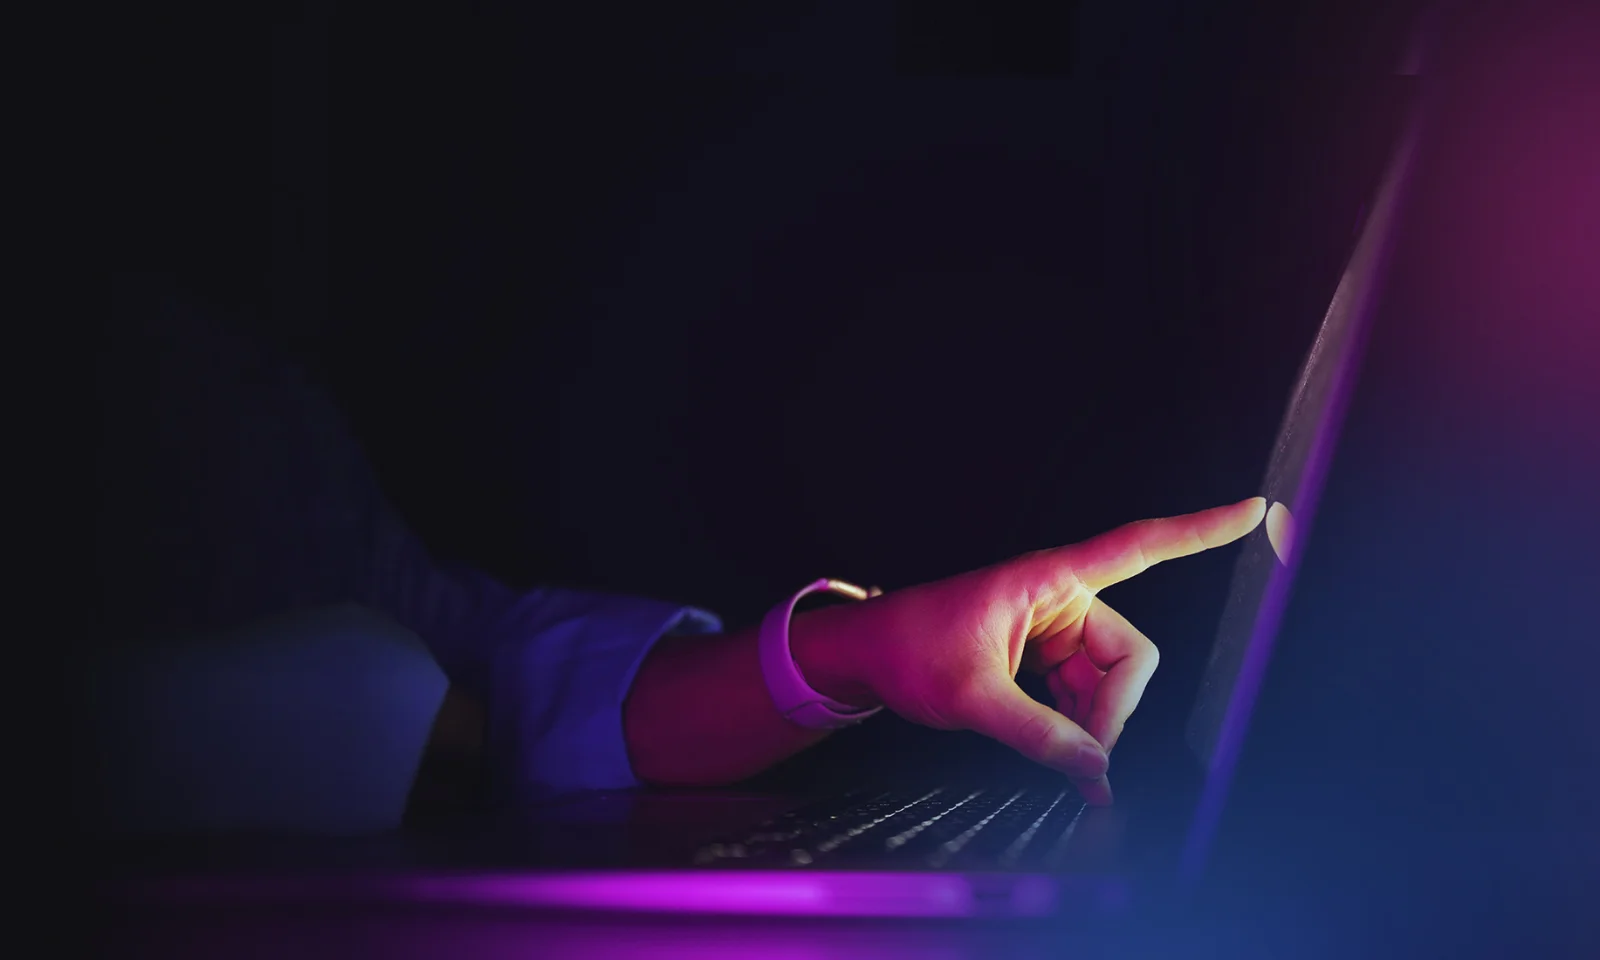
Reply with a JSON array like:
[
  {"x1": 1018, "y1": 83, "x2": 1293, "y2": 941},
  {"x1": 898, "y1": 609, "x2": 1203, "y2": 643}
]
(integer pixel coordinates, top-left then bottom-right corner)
[{"x1": 757, "y1": 578, "x2": 884, "y2": 729}]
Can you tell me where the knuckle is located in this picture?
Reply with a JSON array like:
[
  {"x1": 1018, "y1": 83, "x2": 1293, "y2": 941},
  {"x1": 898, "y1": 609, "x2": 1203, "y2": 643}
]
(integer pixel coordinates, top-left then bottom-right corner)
[{"x1": 980, "y1": 562, "x2": 1033, "y2": 605}]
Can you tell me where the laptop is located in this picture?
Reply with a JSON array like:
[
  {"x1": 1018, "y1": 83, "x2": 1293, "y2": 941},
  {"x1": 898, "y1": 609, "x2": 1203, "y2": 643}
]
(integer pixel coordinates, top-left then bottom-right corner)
[
  {"x1": 497, "y1": 84, "x2": 1420, "y2": 922},
  {"x1": 114, "y1": 16, "x2": 1444, "y2": 926}
]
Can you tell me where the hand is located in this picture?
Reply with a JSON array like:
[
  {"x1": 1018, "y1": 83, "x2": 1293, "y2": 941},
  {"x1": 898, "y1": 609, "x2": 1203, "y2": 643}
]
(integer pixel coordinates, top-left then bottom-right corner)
[{"x1": 791, "y1": 497, "x2": 1266, "y2": 804}]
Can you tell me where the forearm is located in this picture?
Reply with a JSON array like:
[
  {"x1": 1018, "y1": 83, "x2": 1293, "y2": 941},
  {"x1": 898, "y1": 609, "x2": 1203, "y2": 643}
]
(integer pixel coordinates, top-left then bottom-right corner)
[{"x1": 622, "y1": 600, "x2": 883, "y2": 786}]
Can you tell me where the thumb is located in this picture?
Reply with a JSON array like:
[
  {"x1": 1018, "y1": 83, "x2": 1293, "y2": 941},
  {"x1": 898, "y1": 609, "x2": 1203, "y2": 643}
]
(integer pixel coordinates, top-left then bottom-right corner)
[{"x1": 959, "y1": 675, "x2": 1110, "y2": 780}]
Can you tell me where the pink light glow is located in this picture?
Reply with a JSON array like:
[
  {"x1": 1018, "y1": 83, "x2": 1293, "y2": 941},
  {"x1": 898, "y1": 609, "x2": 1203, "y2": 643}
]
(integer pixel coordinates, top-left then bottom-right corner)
[
  {"x1": 134, "y1": 870, "x2": 1076, "y2": 918},
  {"x1": 404, "y1": 871, "x2": 980, "y2": 917}
]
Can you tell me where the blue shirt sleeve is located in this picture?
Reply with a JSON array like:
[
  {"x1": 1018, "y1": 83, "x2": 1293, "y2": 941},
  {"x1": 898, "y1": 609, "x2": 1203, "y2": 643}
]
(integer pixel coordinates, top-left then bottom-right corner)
[
  {"x1": 487, "y1": 588, "x2": 722, "y2": 802},
  {"x1": 365, "y1": 506, "x2": 722, "y2": 802},
  {"x1": 108, "y1": 293, "x2": 724, "y2": 809}
]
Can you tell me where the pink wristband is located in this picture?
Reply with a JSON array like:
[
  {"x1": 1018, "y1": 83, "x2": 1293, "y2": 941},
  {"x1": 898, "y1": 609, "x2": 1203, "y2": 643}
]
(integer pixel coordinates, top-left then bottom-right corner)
[{"x1": 758, "y1": 578, "x2": 883, "y2": 730}]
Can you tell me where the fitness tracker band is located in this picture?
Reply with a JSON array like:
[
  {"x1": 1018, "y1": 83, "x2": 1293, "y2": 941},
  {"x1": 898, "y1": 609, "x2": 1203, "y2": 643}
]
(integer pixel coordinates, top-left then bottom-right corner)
[{"x1": 758, "y1": 578, "x2": 884, "y2": 730}]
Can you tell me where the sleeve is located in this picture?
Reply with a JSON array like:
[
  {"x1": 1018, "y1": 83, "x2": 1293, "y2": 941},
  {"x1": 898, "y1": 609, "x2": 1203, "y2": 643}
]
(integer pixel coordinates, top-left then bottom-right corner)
[
  {"x1": 366, "y1": 514, "x2": 721, "y2": 802},
  {"x1": 487, "y1": 589, "x2": 723, "y2": 802}
]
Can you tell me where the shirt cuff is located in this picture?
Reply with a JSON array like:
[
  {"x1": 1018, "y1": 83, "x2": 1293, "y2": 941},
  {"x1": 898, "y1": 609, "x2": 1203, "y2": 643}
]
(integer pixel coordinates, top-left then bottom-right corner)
[{"x1": 489, "y1": 594, "x2": 721, "y2": 804}]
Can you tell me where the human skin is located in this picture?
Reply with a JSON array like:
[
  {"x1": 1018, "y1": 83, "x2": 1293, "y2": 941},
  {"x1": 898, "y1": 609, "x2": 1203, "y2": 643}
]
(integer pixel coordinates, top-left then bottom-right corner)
[{"x1": 623, "y1": 497, "x2": 1267, "y2": 805}]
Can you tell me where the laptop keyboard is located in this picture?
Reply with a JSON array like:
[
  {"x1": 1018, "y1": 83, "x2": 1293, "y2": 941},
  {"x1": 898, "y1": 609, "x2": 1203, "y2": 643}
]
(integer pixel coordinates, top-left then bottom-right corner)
[{"x1": 692, "y1": 786, "x2": 1087, "y2": 871}]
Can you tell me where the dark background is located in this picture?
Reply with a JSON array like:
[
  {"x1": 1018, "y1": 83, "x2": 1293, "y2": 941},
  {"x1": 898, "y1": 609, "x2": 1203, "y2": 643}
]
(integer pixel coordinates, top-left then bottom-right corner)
[
  {"x1": 99, "y1": 0, "x2": 1600, "y2": 953},
  {"x1": 106, "y1": 0, "x2": 1411, "y2": 745}
]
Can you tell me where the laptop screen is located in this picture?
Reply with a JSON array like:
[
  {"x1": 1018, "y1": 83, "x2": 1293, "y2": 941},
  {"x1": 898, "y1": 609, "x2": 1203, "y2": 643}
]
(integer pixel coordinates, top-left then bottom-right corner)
[{"x1": 1183, "y1": 80, "x2": 1424, "y2": 782}]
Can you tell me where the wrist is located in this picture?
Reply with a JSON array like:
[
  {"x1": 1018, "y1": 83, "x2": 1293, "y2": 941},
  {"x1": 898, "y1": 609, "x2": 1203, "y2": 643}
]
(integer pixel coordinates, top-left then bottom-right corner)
[{"x1": 786, "y1": 599, "x2": 883, "y2": 711}]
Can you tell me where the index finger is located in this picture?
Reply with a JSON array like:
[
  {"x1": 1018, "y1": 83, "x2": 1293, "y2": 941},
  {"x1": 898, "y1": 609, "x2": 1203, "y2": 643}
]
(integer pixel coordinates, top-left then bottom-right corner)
[{"x1": 1063, "y1": 497, "x2": 1267, "y2": 592}]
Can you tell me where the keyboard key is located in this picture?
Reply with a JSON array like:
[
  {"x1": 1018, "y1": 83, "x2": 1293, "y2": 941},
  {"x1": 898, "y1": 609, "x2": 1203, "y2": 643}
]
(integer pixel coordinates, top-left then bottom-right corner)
[{"x1": 691, "y1": 785, "x2": 1084, "y2": 870}]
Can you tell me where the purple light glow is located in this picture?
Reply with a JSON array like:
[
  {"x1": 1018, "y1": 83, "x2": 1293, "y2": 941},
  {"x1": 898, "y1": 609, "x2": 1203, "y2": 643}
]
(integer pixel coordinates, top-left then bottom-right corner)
[
  {"x1": 409, "y1": 871, "x2": 969, "y2": 916},
  {"x1": 134, "y1": 870, "x2": 1081, "y2": 918}
]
